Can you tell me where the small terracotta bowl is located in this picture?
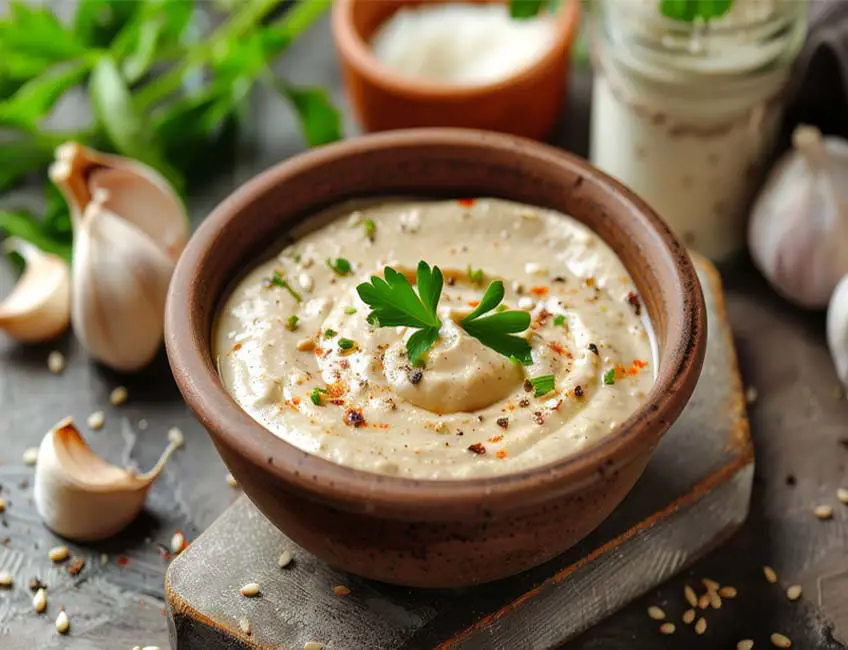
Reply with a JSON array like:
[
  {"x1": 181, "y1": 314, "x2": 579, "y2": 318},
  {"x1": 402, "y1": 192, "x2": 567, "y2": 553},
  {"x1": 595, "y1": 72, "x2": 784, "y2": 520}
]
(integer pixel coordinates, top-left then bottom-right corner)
[
  {"x1": 165, "y1": 129, "x2": 706, "y2": 588},
  {"x1": 331, "y1": 0, "x2": 580, "y2": 140}
]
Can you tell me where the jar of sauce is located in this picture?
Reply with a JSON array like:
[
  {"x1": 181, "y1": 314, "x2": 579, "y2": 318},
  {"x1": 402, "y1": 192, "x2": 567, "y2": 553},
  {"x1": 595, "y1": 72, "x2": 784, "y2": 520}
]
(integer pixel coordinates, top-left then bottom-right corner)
[{"x1": 590, "y1": 0, "x2": 806, "y2": 261}]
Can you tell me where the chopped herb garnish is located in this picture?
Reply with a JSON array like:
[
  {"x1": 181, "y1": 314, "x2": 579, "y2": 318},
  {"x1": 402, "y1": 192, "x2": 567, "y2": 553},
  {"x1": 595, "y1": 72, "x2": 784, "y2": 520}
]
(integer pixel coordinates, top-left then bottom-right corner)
[
  {"x1": 467, "y1": 265, "x2": 486, "y2": 286},
  {"x1": 530, "y1": 374, "x2": 555, "y2": 397},
  {"x1": 324, "y1": 329, "x2": 337, "y2": 339},
  {"x1": 496, "y1": 304, "x2": 509, "y2": 312},
  {"x1": 327, "y1": 257, "x2": 352, "y2": 275},
  {"x1": 603, "y1": 368, "x2": 616, "y2": 385},
  {"x1": 310, "y1": 387, "x2": 327, "y2": 405},
  {"x1": 363, "y1": 218, "x2": 376, "y2": 240},
  {"x1": 462, "y1": 281, "x2": 533, "y2": 364},
  {"x1": 267, "y1": 271, "x2": 303, "y2": 302},
  {"x1": 659, "y1": 0, "x2": 733, "y2": 22},
  {"x1": 553, "y1": 315, "x2": 566, "y2": 327},
  {"x1": 338, "y1": 338, "x2": 355, "y2": 350},
  {"x1": 286, "y1": 315, "x2": 299, "y2": 331},
  {"x1": 588, "y1": 343, "x2": 599, "y2": 355},
  {"x1": 344, "y1": 307, "x2": 358, "y2": 315}
]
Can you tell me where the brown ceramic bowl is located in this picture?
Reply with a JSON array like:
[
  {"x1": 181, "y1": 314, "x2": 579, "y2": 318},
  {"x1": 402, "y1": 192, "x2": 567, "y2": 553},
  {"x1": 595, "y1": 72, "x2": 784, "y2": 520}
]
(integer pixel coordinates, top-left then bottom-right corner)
[
  {"x1": 331, "y1": 0, "x2": 580, "y2": 139},
  {"x1": 165, "y1": 129, "x2": 706, "y2": 588}
]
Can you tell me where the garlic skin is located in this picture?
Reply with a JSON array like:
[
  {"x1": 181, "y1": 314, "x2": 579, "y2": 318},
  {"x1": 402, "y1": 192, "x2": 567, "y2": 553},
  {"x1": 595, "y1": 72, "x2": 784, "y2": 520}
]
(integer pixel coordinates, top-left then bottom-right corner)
[
  {"x1": 0, "y1": 239, "x2": 70, "y2": 342},
  {"x1": 34, "y1": 417, "x2": 179, "y2": 542},
  {"x1": 49, "y1": 143, "x2": 188, "y2": 371},
  {"x1": 749, "y1": 125, "x2": 848, "y2": 309},
  {"x1": 827, "y1": 274, "x2": 848, "y2": 388}
]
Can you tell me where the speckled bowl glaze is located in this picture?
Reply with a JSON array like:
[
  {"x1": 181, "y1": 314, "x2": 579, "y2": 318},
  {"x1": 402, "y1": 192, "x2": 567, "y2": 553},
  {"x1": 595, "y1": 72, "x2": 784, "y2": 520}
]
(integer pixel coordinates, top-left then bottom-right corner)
[
  {"x1": 331, "y1": 0, "x2": 580, "y2": 140},
  {"x1": 165, "y1": 129, "x2": 706, "y2": 588}
]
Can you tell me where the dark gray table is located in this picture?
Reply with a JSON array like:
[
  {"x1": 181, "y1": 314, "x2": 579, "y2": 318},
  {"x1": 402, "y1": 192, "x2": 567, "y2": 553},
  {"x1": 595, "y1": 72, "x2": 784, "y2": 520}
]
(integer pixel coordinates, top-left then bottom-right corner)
[{"x1": 0, "y1": 15, "x2": 846, "y2": 650}]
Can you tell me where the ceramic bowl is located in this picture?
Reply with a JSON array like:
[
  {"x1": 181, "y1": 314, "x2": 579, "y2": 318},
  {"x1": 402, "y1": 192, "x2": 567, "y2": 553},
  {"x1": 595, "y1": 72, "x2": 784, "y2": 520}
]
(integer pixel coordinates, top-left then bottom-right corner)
[
  {"x1": 165, "y1": 129, "x2": 706, "y2": 588},
  {"x1": 331, "y1": 0, "x2": 580, "y2": 140}
]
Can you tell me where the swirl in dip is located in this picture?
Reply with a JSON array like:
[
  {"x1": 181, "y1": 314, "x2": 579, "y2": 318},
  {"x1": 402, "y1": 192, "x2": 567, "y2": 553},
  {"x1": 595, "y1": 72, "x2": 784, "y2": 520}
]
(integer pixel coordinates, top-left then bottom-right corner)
[{"x1": 213, "y1": 199, "x2": 654, "y2": 480}]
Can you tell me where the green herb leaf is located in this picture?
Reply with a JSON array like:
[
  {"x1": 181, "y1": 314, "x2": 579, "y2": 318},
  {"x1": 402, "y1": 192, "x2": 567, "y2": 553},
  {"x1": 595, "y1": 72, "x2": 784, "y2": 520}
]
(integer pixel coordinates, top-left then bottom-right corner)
[
  {"x1": 467, "y1": 265, "x2": 486, "y2": 286},
  {"x1": 114, "y1": 1, "x2": 193, "y2": 84},
  {"x1": 74, "y1": 0, "x2": 141, "y2": 48},
  {"x1": 509, "y1": 0, "x2": 548, "y2": 19},
  {"x1": 406, "y1": 326, "x2": 440, "y2": 367},
  {"x1": 462, "y1": 281, "x2": 533, "y2": 365},
  {"x1": 324, "y1": 329, "x2": 337, "y2": 339},
  {"x1": 530, "y1": 374, "x2": 555, "y2": 397},
  {"x1": 338, "y1": 338, "x2": 355, "y2": 350},
  {"x1": 0, "y1": 209, "x2": 72, "y2": 261},
  {"x1": 0, "y1": 60, "x2": 90, "y2": 129},
  {"x1": 659, "y1": 0, "x2": 733, "y2": 22},
  {"x1": 1, "y1": 2, "x2": 86, "y2": 62},
  {"x1": 553, "y1": 315, "x2": 566, "y2": 327},
  {"x1": 267, "y1": 271, "x2": 302, "y2": 302},
  {"x1": 286, "y1": 315, "x2": 299, "y2": 331},
  {"x1": 603, "y1": 368, "x2": 616, "y2": 385},
  {"x1": 275, "y1": 82, "x2": 342, "y2": 148},
  {"x1": 310, "y1": 386, "x2": 327, "y2": 405},
  {"x1": 363, "y1": 218, "x2": 376, "y2": 241},
  {"x1": 327, "y1": 257, "x2": 352, "y2": 276},
  {"x1": 344, "y1": 307, "x2": 357, "y2": 315}
]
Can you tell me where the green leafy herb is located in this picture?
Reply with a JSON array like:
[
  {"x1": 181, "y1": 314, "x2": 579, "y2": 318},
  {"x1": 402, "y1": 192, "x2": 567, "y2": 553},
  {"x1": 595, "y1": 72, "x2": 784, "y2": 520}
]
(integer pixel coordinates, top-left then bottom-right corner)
[
  {"x1": 467, "y1": 265, "x2": 486, "y2": 286},
  {"x1": 344, "y1": 307, "x2": 357, "y2": 315},
  {"x1": 324, "y1": 329, "x2": 337, "y2": 339},
  {"x1": 603, "y1": 368, "x2": 616, "y2": 385},
  {"x1": 363, "y1": 218, "x2": 376, "y2": 241},
  {"x1": 462, "y1": 281, "x2": 533, "y2": 365},
  {"x1": 338, "y1": 338, "x2": 355, "y2": 350},
  {"x1": 272, "y1": 81, "x2": 342, "y2": 148},
  {"x1": 658, "y1": 0, "x2": 733, "y2": 21},
  {"x1": 327, "y1": 257, "x2": 352, "y2": 276},
  {"x1": 267, "y1": 271, "x2": 302, "y2": 302},
  {"x1": 286, "y1": 315, "x2": 299, "y2": 331},
  {"x1": 496, "y1": 304, "x2": 509, "y2": 312},
  {"x1": 553, "y1": 315, "x2": 566, "y2": 327},
  {"x1": 530, "y1": 374, "x2": 555, "y2": 397},
  {"x1": 509, "y1": 0, "x2": 549, "y2": 19},
  {"x1": 309, "y1": 386, "x2": 327, "y2": 406}
]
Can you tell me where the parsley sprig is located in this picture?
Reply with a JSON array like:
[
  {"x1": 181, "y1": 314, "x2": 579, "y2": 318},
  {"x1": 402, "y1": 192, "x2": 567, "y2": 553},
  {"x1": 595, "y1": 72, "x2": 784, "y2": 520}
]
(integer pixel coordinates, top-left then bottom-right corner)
[{"x1": 356, "y1": 261, "x2": 533, "y2": 366}]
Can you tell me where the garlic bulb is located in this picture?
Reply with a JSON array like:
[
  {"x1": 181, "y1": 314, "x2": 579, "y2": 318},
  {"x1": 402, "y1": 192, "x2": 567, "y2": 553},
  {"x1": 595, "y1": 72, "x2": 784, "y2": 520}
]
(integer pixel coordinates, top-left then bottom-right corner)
[
  {"x1": 33, "y1": 417, "x2": 180, "y2": 542},
  {"x1": 0, "y1": 239, "x2": 70, "y2": 342},
  {"x1": 49, "y1": 143, "x2": 189, "y2": 371},
  {"x1": 749, "y1": 125, "x2": 848, "y2": 309},
  {"x1": 827, "y1": 274, "x2": 848, "y2": 388}
]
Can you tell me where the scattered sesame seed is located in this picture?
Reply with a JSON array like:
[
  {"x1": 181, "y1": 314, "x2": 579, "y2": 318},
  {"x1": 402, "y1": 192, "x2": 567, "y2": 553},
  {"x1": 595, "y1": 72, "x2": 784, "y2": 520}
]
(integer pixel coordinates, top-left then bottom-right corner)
[
  {"x1": 719, "y1": 586, "x2": 738, "y2": 598},
  {"x1": 838, "y1": 488, "x2": 848, "y2": 505},
  {"x1": 647, "y1": 606, "x2": 665, "y2": 620},
  {"x1": 682, "y1": 609, "x2": 696, "y2": 624},
  {"x1": 709, "y1": 591, "x2": 722, "y2": 609},
  {"x1": 33, "y1": 587, "x2": 47, "y2": 613},
  {"x1": 297, "y1": 338, "x2": 315, "y2": 352},
  {"x1": 684, "y1": 585, "x2": 698, "y2": 607},
  {"x1": 770, "y1": 632, "x2": 792, "y2": 647},
  {"x1": 226, "y1": 473, "x2": 239, "y2": 488},
  {"x1": 239, "y1": 616, "x2": 251, "y2": 635},
  {"x1": 304, "y1": 643, "x2": 323, "y2": 650},
  {"x1": 332, "y1": 585, "x2": 351, "y2": 596},
  {"x1": 695, "y1": 617, "x2": 707, "y2": 635},
  {"x1": 737, "y1": 641, "x2": 755, "y2": 650},
  {"x1": 47, "y1": 351, "x2": 65, "y2": 374},
  {"x1": 745, "y1": 386, "x2": 758, "y2": 404},
  {"x1": 763, "y1": 566, "x2": 778, "y2": 583},
  {"x1": 87, "y1": 410, "x2": 105, "y2": 430},
  {"x1": 0, "y1": 570, "x2": 12, "y2": 588},
  {"x1": 298, "y1": 272, "x2": 314, "y2": 292},
  {"x1": 702, "y1": 578, "x2": 720, "y2": 591},
  {"x1": 240, "y1": 582, "x2": 261, "y2": 597},
  {"x1": 22, "y1": 447, "x2": 39, "y2": 466},
  {"x1": 109, "y1": 386, "x2": 128, "y2": 405},
  {"x1": 659, "y1": 623, "x2": 676, "y2": 635},
  {"x1": 786, "y1": 585, "x2": 802, "y2": 601},
  {"x1": 56, "y1": 610, "x2": 70, "y2": 634},
  {"x1": 48, "y1": 546, "x2": 69, "y2": 562},
  {"x1": 170, "y1": 531, "x2": 187, "y2": 555},
  {"x1": 168, "y1": 427, "x2": 185, "y2": 449},
  {"x1": 278, "y1": 550, "x2": 293, "y2": 568},
  {"x1": 698, "y1": 593, "x2": 710, "y2": 609},
  {"x1": 813, "y1": 504, "x2": 833, "y2": 520}
]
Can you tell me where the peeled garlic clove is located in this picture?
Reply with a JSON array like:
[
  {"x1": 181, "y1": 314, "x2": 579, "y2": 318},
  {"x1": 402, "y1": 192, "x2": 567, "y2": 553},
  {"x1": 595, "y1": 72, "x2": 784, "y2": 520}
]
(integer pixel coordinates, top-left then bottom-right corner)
[
  {"x1": 749, "y1": 125, "x2": 848, "y2": 309},
  {"x1": 50, "y1": 142, "x2": 188, "y2": 260},
  {"x1": 827, "y1": 274, "x2": 848, "y2": 388},
  {"x1": 34, "y1": 417, "x2": 179, "y2": 541},
  {"x1": 0, "y1": 239, "x2": 70, "y2": 342}
]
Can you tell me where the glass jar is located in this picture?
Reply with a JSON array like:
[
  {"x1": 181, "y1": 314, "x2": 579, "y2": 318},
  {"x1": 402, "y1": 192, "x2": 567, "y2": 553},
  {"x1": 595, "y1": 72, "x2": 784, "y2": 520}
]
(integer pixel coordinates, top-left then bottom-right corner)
[{"x1": 590, "y1": 0, "x2": 807, "y2": 261}]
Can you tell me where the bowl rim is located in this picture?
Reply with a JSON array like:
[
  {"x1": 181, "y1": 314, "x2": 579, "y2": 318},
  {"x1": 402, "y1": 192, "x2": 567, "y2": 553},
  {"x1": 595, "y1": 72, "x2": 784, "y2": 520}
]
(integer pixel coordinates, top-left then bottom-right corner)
[
  {"x1": 330, "y1": 0, "x2": 581, "y2": 99},
  {"x1": 165, "y1": 128, "x2": 706, "y2": 519}
]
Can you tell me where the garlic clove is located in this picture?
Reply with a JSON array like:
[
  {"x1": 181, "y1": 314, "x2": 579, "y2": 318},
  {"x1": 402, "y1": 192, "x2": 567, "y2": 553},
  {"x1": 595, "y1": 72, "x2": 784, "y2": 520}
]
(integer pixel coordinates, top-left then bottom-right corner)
[
  {"x1": 34, "y1": 417, "x2": 180, "y2": 542},
  {"x1": 71, "y1": 200, "x2": 175, "y2": 371},
  {"x1": 0, "y1": 239, "x2": 70, "y2": 343},
  {"x1": 827, "y1": 274, "x2": 848, "y2": 388},
  {"x1": 50, "y1": 142, "x2": 188, "y2": 260}
]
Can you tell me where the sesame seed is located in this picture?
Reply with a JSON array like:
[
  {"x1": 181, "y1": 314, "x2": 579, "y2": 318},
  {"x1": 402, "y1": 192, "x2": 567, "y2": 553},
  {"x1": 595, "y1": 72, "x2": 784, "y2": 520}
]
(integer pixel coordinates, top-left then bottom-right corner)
[
  {"x1": 684, "y1": 585, "x2": 698, "y2": 607},
  {"x1": 702, "y1": 578, "x2": 720, "y2": 591},
  {"x1": 170, "y1": 531, "x2": 187, "y2": 555},
  {"x1": 770, "y1": 632, "x2": 792, "y2": 647},
  {"x1": 56, "y1": 610, "x2": 70, "y2": 634},
  {"x1": 763, "y1": 566, "x2": 778, "y2": 583},
  {"x1": 813, "y1": 504, "x2": 833, "y2": 520},
  {"x1": 47, "y1": 351, "x2": 65, "y2": 374},
  {"x1": 659, "y1": 623, "x2": 676, "y2": 635},
  {"x1": 304, "y1": 643, "x2": 323, "y2": 650},
  {"x1": 168, "y1": 427, "x2": 185, "y2": 449},
  {"x1": 647, "y1": 606, "x2": 665, "y2": 620},
  {"x1": 240, "y1": 582, "x2": 260, "y2": 597},
  {"x1": 786, "y1": 585, "x2": 802, "y2": 601},
  {"x1": 737, "y1": 641, "x2": 754, "y2": 650},
  {"x1": 109, "y1": 386, "x2": 128, "y2": 405},
  {"x1": 22, "y1": 447, "x2": 39, "y2": 466},
  {"x1": 278, "y1": 550, "x2": 293, "y2": 568},
  {"x1": 719, "y1": 586, "x2": 738, "y2": 598},
  {"x1": 87, "y1": 410, "x2": 105, "y2": 430},
  {"x1": 239, "y1": 616, "x2": 251, "y2": 635},
  {"x1": 297, "y1": 338, "x2": 315, "y2": 351},
  {"x1": 49, "y1": 546, "x2": 69, "y2": 562},
  {"x1": 837, "y1": 488, "x2": 848, "y2": 505},
  {"x1": 698, "y1": 593, "x2": 710, "y2": 609},
  {"x1": 298, "y1": 272, "x2": 314, "y2": 292},
  {"x1": 682, "y1": 609, "x2": 696, "y2": 624},
  {"x1": 33, "y1": 588, "x2": 47, "y2": 613},
  {"x1": 695, "y1": 617, "x2": 707, "y2": 635},
  {"x1": 0, "y1": 570, "x2": 12, "y2": 588},
  {"x1": 709, "y1": 591, "x2": 722, "y2": 609},
  {"x1": 332, "y1": 585, "x2": 351, "y2": 596},
  {"x1": 226, "y1": 473, "x2": 238, "y2": 488}
]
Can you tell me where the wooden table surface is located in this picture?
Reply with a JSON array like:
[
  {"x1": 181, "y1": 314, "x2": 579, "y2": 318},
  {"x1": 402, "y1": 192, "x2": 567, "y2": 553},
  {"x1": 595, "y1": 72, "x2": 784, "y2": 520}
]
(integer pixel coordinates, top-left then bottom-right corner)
[{"x1": 0, "y1": 15, "x2": 846, "y2": 650}]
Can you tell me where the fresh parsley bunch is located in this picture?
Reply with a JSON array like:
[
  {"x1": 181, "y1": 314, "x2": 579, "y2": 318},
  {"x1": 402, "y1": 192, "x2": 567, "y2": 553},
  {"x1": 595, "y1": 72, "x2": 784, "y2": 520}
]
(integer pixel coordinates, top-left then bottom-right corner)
[{"x1": 357, "y1": 261, "x2": 534, "y2": 367}]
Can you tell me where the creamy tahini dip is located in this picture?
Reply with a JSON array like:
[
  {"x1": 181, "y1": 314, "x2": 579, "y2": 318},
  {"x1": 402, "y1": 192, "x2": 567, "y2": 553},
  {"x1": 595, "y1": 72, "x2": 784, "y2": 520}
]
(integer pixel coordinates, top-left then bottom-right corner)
[{"x1": 214, "y1": 199, "x2": 654, "y2": 480}]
